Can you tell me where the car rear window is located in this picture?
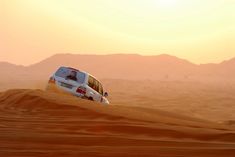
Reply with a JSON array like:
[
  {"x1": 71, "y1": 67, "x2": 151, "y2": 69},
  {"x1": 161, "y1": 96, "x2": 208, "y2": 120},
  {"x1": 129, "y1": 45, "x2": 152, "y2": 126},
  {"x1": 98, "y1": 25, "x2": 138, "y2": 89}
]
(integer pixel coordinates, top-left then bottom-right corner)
[{"x1": 55, "y1": 67, "x2": 86, "y2": 84}]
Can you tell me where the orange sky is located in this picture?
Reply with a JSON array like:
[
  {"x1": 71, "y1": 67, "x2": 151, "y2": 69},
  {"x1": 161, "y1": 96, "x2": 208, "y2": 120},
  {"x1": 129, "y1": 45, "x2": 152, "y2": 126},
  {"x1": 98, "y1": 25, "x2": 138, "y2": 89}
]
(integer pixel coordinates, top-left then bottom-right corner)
[{"x1": 1, "y1": 0, "x2": 235, "y2": 65}]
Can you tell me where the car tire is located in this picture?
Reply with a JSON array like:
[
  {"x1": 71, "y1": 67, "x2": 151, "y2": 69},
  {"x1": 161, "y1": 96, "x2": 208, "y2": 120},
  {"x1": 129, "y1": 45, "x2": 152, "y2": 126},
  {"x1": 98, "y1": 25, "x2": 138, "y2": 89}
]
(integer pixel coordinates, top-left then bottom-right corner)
[{"x1": 88, "y1": 97, "x2": 94, "y2": 101}]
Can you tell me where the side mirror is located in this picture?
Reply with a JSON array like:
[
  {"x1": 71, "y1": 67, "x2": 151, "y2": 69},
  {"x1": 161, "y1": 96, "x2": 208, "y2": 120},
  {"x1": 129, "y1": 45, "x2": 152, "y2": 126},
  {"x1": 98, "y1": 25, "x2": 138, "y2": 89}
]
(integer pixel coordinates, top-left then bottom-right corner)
[{"x1": 104, "y1": 92, "x2": 109, "y2": 97}]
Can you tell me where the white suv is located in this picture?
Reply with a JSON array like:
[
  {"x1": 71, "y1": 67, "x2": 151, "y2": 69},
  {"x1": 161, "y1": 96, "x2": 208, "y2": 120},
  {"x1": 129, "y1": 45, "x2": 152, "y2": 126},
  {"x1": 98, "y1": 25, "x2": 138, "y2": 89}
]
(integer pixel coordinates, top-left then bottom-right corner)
[{"x1": 46, "y1": 66, "x2": 109, "y2": 104}]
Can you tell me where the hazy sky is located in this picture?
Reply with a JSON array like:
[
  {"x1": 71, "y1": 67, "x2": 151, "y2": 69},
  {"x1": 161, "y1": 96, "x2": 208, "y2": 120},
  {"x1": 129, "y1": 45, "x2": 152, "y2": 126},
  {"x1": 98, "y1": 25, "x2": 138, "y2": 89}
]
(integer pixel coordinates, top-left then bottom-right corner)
[{"x1": 1, "y1": 0, "x2": 235, "y2": 65}]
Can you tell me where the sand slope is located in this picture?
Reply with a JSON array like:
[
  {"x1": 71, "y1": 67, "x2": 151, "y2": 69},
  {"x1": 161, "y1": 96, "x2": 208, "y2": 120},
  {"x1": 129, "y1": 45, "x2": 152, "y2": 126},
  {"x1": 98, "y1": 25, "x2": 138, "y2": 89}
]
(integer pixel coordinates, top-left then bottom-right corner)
[
  {"x1": 104, "y1": 80, "x2": 235, "y2": 122},
  {"x1": 0, "y1": 89, "x2": 235, "y2": 157}
]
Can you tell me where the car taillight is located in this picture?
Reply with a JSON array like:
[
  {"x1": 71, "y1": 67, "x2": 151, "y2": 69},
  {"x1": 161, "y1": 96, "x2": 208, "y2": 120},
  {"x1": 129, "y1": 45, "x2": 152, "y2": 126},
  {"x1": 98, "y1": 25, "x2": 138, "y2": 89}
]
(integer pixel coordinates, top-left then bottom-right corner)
[
  {"x1": 76, "y1": 86, "x2": 86, "y2": 95},
  {"x1": 48, "y1": 77, "x2": 55, "y2": 84}
]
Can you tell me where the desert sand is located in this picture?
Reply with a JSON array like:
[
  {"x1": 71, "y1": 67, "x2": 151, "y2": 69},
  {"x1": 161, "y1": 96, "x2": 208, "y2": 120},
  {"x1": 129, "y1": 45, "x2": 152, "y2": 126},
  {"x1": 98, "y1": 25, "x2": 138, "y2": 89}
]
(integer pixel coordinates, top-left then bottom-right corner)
[
  {"x1": 1, "y1": 54, "x2": 235, "y2": 156},
  {"x1": 0, "y1": 88, "x2": 235, "y2": 157},
  {"x1": 103, "y1": 80, "x2": 235, "y2": 123}
]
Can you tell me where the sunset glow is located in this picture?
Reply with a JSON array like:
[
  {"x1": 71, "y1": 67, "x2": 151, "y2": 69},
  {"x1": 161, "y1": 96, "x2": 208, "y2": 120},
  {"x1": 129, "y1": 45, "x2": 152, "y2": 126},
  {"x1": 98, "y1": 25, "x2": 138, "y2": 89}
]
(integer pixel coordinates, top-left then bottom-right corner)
[
  {"x1": 1, "y1": 0, "x2": 235, "y2": 65},
  {"x1": 156, "y1": 0, "x2": 178, "y2": 8}
]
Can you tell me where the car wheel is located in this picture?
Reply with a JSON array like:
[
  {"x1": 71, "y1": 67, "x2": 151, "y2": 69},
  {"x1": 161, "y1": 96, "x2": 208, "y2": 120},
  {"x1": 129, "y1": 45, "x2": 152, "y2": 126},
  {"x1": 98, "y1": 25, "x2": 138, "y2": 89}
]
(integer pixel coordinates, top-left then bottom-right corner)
[{"x1": 88, "y1": 97, "x2": 94, "y2": 101}]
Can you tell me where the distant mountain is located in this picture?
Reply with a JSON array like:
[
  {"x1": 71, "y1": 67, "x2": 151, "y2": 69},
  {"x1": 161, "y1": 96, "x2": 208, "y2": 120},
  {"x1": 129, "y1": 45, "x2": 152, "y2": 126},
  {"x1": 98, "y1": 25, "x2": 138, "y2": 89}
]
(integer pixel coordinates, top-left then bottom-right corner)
[
  {"x1": 215, "y1": 57, "x2": 235, "y2": 77},
  {"x1": 0, "y1": 62, "x2": 24, "y2": 70},
  {"x1": 27, "y1": 54, "x2": 197, "y2": 80},
  {"x1": 0, "y1": 62, "x2": 27, "y2": 81},
  {"x1": 1, "y1": 54, "x2": 235, "y2": 82}
]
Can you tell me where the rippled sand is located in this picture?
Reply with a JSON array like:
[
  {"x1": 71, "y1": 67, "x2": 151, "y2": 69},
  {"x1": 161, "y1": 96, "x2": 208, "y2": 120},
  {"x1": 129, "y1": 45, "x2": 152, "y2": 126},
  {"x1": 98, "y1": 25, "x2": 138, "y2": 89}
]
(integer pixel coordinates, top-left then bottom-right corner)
[{"x1": 0, "y1": 89, "x2": 235, "y2": 157}]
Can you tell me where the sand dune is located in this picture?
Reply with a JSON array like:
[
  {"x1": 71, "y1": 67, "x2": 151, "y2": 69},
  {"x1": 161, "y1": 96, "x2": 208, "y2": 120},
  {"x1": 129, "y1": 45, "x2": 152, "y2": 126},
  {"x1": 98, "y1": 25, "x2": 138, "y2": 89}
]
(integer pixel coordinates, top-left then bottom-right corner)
[
  {"x1": 103, "y1": 80, "x2": 235, "y2": 122},
  {"x1": 1, "y1": 79, "x2": 235, "y2": 122},
  {"x1": 0, "y1": 89, "x2": 235, "y2": 157}
]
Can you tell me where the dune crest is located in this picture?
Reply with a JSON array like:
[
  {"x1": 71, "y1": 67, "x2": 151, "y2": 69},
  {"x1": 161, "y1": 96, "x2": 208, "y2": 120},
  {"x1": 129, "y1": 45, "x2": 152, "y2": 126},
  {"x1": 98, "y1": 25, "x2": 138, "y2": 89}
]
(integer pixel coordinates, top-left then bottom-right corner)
[{"x1": 0, "y1": 89, "x2": 235, "y2": 156}]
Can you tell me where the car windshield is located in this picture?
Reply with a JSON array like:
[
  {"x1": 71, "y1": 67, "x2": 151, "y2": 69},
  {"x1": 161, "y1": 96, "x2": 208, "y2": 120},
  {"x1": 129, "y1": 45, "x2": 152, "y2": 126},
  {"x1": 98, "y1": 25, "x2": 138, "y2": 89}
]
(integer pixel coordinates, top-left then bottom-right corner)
[{"x1": 55, "y1": 67, "x2": 86, "y2": 84}]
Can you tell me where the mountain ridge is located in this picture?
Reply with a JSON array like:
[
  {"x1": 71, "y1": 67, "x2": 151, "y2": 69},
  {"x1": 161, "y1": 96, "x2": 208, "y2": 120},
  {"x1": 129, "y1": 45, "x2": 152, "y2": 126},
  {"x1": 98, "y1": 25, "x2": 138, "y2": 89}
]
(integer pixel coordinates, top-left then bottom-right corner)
[
  {"x1": 1, "y1": 53, "x2": 231, "y2": 66},
  {"x1": 0, "y1": 53, "x2": 235, "y2": 81}
]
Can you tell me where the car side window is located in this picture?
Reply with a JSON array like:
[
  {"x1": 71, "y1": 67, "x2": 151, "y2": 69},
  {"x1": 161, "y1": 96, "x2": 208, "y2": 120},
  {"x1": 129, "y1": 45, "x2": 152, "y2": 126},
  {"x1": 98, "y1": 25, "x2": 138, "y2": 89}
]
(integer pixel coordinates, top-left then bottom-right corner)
[
  {"x1": 94, "y1": 80, "x2": 99, "y2": 93},
  {"x1": 92, "y1": 79, "x2": 98, "y2": 92},
  {"x1": 98, "y1": 82, "x2": 103, "y2": 95},
  {"x1": 88, "y1": 76, "x2": 103, "y2": 94},
  {"x1": 88, "y1": 76, "x2": 94, "y2": 89},
  {"x1": 88, "y1": 76, "x2": 97, "y2": 92}
]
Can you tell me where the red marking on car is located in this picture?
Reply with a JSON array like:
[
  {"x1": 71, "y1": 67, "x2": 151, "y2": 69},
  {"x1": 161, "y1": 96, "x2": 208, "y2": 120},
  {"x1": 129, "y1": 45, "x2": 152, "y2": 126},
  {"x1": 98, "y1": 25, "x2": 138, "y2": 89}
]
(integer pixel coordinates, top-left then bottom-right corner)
[{"x1": 76, "y1": 86, "x2": 86, "y2": 95}]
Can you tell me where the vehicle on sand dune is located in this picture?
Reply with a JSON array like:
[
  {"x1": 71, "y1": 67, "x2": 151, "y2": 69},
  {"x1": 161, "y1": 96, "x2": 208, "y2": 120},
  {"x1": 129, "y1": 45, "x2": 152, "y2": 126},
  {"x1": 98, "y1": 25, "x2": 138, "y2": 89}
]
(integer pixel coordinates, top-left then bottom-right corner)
[{"x1": 46, "y1": 66, "x2": 109, "y2": 104}]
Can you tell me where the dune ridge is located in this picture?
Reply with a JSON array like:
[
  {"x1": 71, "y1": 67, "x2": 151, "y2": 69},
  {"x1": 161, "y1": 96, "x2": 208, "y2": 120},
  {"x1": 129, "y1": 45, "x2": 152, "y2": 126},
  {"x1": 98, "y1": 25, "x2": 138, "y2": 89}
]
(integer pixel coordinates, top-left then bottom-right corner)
[{"x1": 0, "y1": 89, "x2": 235, "y2": 156}]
